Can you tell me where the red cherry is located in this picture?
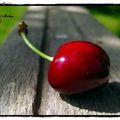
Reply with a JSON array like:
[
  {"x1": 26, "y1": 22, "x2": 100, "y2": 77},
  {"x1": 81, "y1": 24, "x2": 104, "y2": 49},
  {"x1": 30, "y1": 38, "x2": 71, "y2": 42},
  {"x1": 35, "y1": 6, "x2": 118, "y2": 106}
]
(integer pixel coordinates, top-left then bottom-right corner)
[
  {"x1": 19, "y1": 25, "x2": 110, "y2": 95},
  {"x1": 48, "y1": 41, "x2": 110, "y2": 94}
]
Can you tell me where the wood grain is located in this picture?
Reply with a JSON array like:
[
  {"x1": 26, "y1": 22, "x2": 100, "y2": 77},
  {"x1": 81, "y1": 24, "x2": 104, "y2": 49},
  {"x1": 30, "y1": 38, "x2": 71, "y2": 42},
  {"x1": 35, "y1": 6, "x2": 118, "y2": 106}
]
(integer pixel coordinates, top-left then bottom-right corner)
[
  {"x1": 1, "y1": 6, "x2": 120, "y2": 116},
  {"x1": 38, "y1": 6, "x2": 120, "y2": 115},
  {"x1": 0, "y1": 6, "x2": 46, "y2": 115}
]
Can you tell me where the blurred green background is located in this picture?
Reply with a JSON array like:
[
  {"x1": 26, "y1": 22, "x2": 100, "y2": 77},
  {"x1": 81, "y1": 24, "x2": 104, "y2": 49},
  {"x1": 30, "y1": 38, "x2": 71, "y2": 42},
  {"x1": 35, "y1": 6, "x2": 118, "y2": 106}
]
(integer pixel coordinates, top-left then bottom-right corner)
[
  {"x1": 0, "y1": 6, "x2": 27, "y2": 46},
  {"x1": 0, "y1": 6, "x2": 120, "y2": 47},
  {"x1": 86, "y1": 6, "x2": 120, "y2": 37}
]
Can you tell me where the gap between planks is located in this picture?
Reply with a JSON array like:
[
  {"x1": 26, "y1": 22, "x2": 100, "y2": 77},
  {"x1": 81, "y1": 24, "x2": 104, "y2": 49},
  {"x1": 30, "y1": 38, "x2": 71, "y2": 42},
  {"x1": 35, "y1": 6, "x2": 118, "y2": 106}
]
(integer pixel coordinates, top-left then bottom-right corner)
[{"x1": 38, "y1": 6, "x2": 120, "y2": 115}]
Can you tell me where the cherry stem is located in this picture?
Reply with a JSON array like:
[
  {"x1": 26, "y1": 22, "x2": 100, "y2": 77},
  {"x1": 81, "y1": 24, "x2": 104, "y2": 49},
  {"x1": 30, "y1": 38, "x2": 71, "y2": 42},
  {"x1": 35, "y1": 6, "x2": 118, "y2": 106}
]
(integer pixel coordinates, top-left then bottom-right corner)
[{"x1": 18, "y1": 21, "x2": 53, "y2": 62}]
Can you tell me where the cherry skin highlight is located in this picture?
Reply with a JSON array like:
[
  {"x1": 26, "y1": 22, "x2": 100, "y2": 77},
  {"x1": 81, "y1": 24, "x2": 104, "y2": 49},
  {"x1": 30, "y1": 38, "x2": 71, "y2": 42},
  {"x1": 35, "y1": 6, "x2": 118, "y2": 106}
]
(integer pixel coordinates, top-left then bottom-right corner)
[{"x1": 48, "y1": 41, "x2": 110, "y2": 94}]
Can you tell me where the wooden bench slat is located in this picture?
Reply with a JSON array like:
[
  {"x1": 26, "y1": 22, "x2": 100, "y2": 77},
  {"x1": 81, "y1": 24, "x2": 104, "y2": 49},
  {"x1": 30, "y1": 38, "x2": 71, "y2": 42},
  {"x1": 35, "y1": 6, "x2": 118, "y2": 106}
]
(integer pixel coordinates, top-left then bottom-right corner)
[
  {"x1": 0, "y1": 6, "x2": 46, "y2": 115},
  {"x1": 69, "y1": 8, "x2": 120, "y2": 115},
  {"x1": 38, "y1": 7, "x2": 120, "y2": 115},
  {"x1": 38, "y1": 6, "x2": 89, "y2": 115}
]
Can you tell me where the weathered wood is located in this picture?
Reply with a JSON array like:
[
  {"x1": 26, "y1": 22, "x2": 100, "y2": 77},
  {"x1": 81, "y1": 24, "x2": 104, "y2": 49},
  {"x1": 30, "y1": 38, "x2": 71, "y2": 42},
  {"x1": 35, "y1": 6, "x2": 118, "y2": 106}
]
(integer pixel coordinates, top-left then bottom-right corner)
[
  {"x1": 0, "y1": 6, "x2": 47, "y2": 115},
  {"x1": 38, "y1": 6, "x2": 120, "y2": 115},
  {"x1": 1, "y1": 6, "x2": 120, "y2": 115},
  {"x1": 38, "y1": 6, "x2": 84, "y2": 115}
]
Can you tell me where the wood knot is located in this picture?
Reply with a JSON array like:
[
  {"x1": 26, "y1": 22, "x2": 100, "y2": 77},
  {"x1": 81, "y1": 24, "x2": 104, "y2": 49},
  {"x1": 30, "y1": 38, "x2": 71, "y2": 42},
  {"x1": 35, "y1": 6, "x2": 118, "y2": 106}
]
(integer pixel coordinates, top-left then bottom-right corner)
[{"x1": 96, "y1": 40, "x2": 103, "y2": 44}]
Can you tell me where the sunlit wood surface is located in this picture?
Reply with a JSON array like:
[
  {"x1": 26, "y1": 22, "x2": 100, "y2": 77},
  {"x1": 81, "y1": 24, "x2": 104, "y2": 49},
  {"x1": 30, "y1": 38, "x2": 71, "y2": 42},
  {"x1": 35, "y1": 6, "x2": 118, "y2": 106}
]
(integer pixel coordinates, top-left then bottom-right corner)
[{"x1": 0, "y1": 6, "x2": 120, "y2": 115}]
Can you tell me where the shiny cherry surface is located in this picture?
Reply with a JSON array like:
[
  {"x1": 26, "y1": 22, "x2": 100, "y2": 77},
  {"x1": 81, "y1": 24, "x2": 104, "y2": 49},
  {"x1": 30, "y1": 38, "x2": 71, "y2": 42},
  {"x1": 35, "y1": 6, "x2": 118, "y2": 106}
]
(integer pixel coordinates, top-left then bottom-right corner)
[{"x1": 48, "y1": 41, "x2": 110, "y2": 94}]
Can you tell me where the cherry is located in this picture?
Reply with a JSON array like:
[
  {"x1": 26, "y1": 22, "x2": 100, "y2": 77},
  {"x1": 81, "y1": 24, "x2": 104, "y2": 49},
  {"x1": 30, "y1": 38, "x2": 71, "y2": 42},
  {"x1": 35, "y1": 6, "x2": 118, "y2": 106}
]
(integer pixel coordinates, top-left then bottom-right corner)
[
  {"x1": 18, "y1": 21, "x2": 110, "y2": 95},
  {"x1": 48, "y1": 41, "x2": 110, "y2": 94}
]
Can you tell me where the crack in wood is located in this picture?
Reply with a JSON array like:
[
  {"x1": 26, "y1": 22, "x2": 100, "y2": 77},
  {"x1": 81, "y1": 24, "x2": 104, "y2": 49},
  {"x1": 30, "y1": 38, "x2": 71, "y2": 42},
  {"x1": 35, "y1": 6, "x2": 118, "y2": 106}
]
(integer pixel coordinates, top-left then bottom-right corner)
[
  {"x1": 68, "y1": 12, "x2": 88, "y2": 40},
  {"x1": 32, "y1": 8, "x2": 49, "y2": 115}
]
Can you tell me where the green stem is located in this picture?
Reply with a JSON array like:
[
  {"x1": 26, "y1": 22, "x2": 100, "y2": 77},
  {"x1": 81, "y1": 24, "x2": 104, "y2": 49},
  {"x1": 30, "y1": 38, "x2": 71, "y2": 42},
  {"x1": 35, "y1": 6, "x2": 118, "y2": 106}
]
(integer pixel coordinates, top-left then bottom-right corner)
[{"x1": 21, "y1": 32, "x2": 53, "y2": 62}]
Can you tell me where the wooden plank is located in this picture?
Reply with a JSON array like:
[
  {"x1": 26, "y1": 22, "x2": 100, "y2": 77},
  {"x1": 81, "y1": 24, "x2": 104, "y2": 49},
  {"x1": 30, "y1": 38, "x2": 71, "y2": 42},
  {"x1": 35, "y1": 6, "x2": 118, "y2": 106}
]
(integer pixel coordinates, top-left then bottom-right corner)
[
  {"x1": 38, "y1": 6, "x2": 87, "y2": 115},
  {"x1": 38, "y1": 6, "x2": 120, "y2": 115},
  {"x1": 0, "y1": 6, "x2": 46, "y2": 115},
  {"x1": 69, "y1": 7, "x2": 120, "y2": 115}
]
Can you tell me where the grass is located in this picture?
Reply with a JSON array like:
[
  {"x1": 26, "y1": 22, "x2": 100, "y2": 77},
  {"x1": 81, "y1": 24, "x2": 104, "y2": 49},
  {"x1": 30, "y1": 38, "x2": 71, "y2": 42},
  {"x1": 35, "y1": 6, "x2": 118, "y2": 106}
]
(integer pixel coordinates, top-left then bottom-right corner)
[
  {"x1": 0, "y1": 6, "x2": 27, "y2": 46},
  {"x1": 86, "y1": 6, "x2": 120, "y2": 38},
  {"x1": 0, "y1": 6, "x2": 120, "y2": 47}
]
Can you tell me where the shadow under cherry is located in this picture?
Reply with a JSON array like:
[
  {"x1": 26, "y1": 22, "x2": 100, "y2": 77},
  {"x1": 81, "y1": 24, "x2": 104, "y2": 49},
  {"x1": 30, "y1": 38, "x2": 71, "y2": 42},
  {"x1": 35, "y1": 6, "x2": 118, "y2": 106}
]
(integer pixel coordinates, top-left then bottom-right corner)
[{"x1": 60, "y1": 82, "x2": 120, "y2": 113}]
